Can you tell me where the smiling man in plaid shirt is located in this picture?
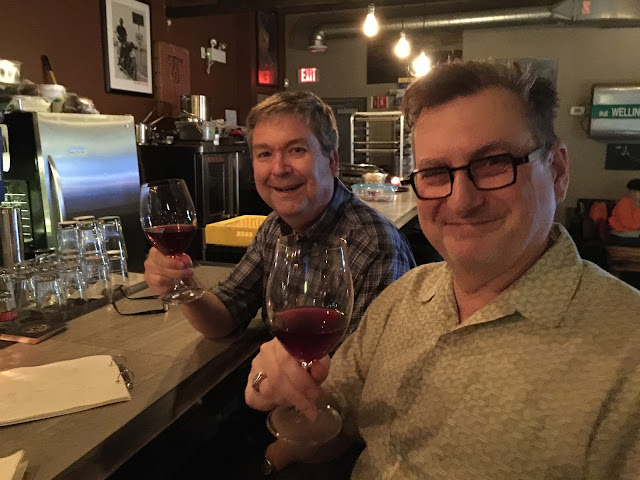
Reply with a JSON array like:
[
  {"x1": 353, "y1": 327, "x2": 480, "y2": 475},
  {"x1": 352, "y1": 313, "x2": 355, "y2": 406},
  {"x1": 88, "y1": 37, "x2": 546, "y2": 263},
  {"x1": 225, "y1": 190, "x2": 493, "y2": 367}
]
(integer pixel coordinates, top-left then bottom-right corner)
[{"x1": 144, "y1": 90, "x2": 415, "y2": 339}]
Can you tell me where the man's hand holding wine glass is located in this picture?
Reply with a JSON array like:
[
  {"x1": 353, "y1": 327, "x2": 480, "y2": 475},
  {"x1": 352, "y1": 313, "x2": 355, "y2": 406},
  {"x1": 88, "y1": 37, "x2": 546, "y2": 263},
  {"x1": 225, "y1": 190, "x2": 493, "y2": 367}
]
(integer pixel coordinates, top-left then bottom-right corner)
[
  {"x1": 140, "y1": 179, "x2": 236, "y2": 339},
  {"x1": 140, "y1": 179, "x2": 204, "y2": 304},
  {"x1": 143, "y1": 248, "x2": 195, "y2": 297},
  {"x1": 142, "y1": 245, "x2": 237, "y2": 339},
  {"x1": 245, "y1": 338, "x2": 331, "y2": 421}
]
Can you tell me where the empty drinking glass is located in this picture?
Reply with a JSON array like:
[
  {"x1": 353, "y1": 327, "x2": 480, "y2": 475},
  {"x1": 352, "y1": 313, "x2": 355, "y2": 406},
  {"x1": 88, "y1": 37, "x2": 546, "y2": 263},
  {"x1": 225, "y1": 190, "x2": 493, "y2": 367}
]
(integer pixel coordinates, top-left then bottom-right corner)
[
  {"x1": 57, "y1": 220, "x2": 82, "y2": 259},
  {"x1": 34, "y1": 271, "x2": 65, "y2": 311},
  {"x1": 59, "y1": 264, "x2": 87, "y2": 304},
  {"x1": 78, "y1": 220, "x2": 111, "y2": 299},
  {"x1": 34, "y1": 247, "x2": 58, "y2": 267},
  {"x1": 99, "y1": 216, "x2": 128, "y2": 287},
  {"x1": 73, "y1": 215, "x2": 96, "y2": 222},
  {"x1": 0, "y1": 273, "x2": 18, "y2": 322},
  {"x1": 12, "y1": 262, "x2": 36, "y2": 310}
]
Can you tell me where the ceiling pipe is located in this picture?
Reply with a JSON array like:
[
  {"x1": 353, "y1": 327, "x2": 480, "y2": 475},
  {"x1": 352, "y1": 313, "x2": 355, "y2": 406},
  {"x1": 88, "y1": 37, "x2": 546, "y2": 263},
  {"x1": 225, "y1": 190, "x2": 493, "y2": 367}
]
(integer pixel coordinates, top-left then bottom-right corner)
[
  {"x1": 307, "y1": 0, "x2": 640, "y2": 51},
  {"x1": 308, "y1": 7, "x2": 563, "y2": 51}
]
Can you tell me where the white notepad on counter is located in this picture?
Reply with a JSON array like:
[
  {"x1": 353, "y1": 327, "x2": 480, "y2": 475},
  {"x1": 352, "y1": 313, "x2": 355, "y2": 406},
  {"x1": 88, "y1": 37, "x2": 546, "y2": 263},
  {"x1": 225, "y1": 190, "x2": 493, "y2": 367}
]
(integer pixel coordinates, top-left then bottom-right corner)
[
  {"x1": 0, "y1": 355, "x2": 132, "y2": 427},
  {"x1": 0, "y1": 450, "x2": 27, "y2": 480}
]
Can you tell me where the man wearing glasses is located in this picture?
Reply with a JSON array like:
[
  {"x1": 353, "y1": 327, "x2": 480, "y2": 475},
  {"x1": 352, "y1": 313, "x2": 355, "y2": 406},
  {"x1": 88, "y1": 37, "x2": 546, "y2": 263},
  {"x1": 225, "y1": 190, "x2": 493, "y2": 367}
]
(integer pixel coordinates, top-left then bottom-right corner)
[{"x1": 247, "y1": 60, "x2": 640, "y2": 478}]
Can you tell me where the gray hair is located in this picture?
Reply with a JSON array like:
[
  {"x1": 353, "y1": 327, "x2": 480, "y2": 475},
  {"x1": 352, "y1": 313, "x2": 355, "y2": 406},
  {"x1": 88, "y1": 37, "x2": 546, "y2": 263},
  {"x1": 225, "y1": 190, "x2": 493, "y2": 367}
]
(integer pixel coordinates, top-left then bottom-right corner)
[
  {"x1": 402, "y1": 60, "x2": 559, "y2": 151},
  {"x1": 246, "y1": 91, "x2": 338, "y2": 156}
]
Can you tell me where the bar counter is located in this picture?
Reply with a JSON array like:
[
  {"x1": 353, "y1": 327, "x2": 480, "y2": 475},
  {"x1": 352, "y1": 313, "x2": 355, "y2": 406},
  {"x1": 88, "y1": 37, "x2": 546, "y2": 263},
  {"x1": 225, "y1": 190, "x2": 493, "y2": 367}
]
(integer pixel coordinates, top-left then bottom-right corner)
[
  {"x1": 366, "y1": 189, "x2": 417, "y2": 229},
  {"x1": 0, "y1": 265, "x2": 266, "y2": 480}
]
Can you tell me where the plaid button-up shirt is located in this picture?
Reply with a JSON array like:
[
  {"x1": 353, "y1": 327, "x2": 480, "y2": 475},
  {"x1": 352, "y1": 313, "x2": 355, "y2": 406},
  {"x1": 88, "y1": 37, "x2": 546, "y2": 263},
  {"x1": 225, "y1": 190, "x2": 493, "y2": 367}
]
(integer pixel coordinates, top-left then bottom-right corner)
[{"x1": 213, "y1": 179, "x2": 416, "y2": 335}]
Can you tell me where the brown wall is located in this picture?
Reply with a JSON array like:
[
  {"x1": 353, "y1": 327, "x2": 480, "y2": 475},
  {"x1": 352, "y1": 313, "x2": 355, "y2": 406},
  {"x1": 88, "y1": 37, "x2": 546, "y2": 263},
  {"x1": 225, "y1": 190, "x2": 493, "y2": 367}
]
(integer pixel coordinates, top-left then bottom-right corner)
[{"x1": 0, "y1": 0, "x2": 259, "y2": 123}]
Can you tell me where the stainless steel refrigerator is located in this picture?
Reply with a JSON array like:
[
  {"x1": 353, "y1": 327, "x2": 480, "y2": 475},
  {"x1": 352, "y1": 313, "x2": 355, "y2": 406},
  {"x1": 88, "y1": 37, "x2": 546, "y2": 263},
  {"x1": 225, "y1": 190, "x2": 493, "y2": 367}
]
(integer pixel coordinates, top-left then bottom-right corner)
[{"x1": 2, "y1": 112, "x2": 145, "y2": 271}]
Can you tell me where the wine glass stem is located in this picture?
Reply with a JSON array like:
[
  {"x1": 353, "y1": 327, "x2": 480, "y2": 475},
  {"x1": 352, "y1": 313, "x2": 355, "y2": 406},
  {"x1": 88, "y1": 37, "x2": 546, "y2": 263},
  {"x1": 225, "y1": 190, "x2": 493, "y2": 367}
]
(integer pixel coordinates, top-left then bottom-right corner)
[{"x1": 292, "y1": 360, "x2": 314, "y2": 422}]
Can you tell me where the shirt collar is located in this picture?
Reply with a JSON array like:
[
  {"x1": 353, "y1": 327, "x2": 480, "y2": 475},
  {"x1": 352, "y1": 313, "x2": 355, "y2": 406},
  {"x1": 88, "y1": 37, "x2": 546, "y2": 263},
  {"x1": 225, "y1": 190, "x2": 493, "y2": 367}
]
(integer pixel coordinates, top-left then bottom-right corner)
[
  {"x1": 277, "y1": 178, "x2": 352, "y2": 237},
  {"x1": 497, "y1": 224, "x2": 583, "y2": 328},
  {"x1": 419, "y1": 224, "x2": 583, "y2": 329}
]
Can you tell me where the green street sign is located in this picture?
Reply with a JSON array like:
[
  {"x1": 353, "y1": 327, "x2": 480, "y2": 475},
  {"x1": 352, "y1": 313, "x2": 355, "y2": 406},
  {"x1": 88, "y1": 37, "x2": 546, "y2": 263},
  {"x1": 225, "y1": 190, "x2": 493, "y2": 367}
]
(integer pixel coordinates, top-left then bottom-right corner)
[{"x1": 591, "y1": 104, "x2": 640, "y2": 119}]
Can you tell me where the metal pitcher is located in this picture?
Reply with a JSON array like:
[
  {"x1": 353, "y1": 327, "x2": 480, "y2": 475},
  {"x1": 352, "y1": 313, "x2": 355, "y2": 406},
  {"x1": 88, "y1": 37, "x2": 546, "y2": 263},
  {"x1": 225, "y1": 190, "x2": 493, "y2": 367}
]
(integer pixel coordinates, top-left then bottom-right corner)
[
  {"x1": 0, "y1": 207, "x2": 24, "y2": 268},
  {"x1": 135, "y1": 123, "x2": 149, "y2": 144},
  {"x1": 179, "y1": 95, "x2": 211, "y2": 121}
]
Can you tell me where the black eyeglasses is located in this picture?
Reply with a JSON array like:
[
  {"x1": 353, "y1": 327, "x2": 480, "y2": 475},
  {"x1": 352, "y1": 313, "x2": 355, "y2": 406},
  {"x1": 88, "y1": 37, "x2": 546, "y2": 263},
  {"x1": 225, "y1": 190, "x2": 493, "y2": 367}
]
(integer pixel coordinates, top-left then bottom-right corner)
[
  {"x1": 111, "y1": 285, "x2": 167, "y2": 316},
  {"x1": 409, "y1": 147, "x2": 546, "y2": 200}
]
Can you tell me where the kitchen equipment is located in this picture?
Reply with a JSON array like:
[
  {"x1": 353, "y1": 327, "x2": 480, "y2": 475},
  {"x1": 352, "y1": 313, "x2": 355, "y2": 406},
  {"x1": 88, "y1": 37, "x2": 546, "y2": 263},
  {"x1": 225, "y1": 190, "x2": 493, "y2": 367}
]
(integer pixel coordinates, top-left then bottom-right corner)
[
  {"x1": 175, "y1": 120, "x2": 219, "y2": 142},
  {"x1": 135, "y1": 123, "x2": 149, "y2": 144},
  {"x1": 0, "y1": 125, "x2": 5, "y2": 201},
  {"x1": 339, "y1": 163, "x2": 381, "y2": 188},
  {"x1": 2, "y1": 112, "x2": 145, "y2": 271},
  {"x1": 351, "y1": 183, "x2": 396, "y2": 202},
  {"x1": 4, "y1": 96, "x2": 51, "y2": 113},
  {"x1": 179, "y1": 95, "x2": 210, "y2": 121},
  {"x1": 141, "y1": 106, "x2": 157, "y2": 125},
  {"x1": 0, "y1": 207, "x2": 24, "y2": 268},
  {"x1": 350, "y1": 111, "x2": 413, "y2": 178},
  {"x1": 39, "y1": 84, "x2": 67, "y2": 113},
  {"x1": 362, "y1": 171, "x2": 388, "y2": 184},
  {"x1": 148, "y1": 114, "x2": 167, "y2": 127},
  {"x1": 138, "y1": 142, "x2": 271, "y2": 260},
  {"x1": 0, "y1": 59, "x2": 21, "y2": 87},
  {"x1": 179, "y1": 110, "x2": 201, "y2": 123}
]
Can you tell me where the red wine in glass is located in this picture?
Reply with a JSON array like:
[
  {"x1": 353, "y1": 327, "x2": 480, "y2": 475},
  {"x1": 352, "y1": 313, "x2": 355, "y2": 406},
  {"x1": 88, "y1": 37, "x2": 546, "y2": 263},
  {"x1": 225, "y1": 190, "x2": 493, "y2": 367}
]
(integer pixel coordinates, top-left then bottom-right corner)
[
  {"x1": 144, "y1": 224, "x2": 196, "y2": 256},
  {"x1": 140, "y1": 179, "x2": 204, "y2": 304},
  {"x1": 272, "y1": 307, "x2": 348, "y2": 364},
  {"x1": 265, "y1": 234, "x2": 354, "y2": 445}
]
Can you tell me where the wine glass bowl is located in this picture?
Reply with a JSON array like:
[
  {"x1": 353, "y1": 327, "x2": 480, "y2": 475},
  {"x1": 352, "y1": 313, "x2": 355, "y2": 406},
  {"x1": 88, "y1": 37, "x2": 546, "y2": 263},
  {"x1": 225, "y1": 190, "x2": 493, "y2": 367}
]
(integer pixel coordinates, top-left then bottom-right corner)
[
  {"x1": 140, "y1": 179, "x2": 204, "y2": 304},
  {"x1": 265, "y1": 234, "x2": 354, "y2": 444}
]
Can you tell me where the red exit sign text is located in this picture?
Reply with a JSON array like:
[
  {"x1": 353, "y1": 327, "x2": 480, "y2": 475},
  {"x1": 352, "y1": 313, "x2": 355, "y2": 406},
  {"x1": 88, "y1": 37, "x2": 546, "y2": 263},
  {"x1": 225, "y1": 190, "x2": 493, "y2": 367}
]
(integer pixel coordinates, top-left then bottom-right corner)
[{"x1": 298, "y1": 67, "x2": 318, "y2": 83}]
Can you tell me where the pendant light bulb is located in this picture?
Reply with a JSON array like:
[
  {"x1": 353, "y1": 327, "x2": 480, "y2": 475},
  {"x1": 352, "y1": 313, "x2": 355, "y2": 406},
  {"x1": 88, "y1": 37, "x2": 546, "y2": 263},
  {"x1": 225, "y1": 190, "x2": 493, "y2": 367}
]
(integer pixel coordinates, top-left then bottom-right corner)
[
  {"x1": 363, "y1": 4, "x2": 379, "y2": 37},
  {"x1": 411, "y1": 50, "x2": 431, "y2": 77},
  {"x1": 394, "y1": 32, "x2": 411, "y2": 58}
]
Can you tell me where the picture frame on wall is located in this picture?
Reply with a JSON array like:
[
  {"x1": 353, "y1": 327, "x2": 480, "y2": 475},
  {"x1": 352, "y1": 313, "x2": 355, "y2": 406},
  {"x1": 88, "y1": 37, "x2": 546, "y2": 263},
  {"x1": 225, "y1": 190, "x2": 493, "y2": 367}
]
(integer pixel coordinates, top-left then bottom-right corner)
[
  {"x1": 101, "y1": 0, "x2": 153, "y2": 96},
  {"x1": 257, "y1": 11, "x2": 279, "y2": 87}
]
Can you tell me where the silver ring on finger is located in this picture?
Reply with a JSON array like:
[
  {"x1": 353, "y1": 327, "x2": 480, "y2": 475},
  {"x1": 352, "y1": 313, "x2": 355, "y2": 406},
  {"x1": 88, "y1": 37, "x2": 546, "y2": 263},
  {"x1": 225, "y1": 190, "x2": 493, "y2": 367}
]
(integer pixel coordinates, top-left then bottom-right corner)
[{"x1": 251, "y1": 371, "x2": 267, "y2": 393}]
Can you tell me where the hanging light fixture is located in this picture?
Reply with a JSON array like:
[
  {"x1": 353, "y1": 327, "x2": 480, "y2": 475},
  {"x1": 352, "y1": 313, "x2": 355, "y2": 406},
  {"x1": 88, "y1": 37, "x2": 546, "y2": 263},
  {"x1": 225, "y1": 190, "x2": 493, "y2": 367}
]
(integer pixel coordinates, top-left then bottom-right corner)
[
  {"x1": 394, "y1": 5, "x2": 411, "y2": 58},
  {"x1": 363, "y1": 3, "x2": 379, "y2": 37},
  {"x1": 411, "y1": 50, "x2": 431, "y2": 77},
  {"x1": 394, "y1": 32, "x2": 411, "y2": 58},
  {"x1": 410, "y1": 1, "x2": 431, "y2": 77}
]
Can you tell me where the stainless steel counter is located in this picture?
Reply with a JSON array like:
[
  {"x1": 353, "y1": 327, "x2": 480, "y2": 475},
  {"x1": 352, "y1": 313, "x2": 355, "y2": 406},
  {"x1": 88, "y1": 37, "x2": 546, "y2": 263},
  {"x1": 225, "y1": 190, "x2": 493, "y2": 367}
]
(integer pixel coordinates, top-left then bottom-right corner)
[
  {"x1": 365, "y1": 190, "x2": 418, "y2": 229},
  {"x1": 0, "y1": 266, "x2": 265, "y2": 480}
]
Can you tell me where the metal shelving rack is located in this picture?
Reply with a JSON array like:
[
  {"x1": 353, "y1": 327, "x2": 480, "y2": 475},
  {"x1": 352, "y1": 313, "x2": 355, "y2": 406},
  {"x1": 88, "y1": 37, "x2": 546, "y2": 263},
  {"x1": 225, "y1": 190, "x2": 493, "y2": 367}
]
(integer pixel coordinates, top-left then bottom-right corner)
[{"x1": 349, "y1": 111, "x2": 413, "y2": 178}]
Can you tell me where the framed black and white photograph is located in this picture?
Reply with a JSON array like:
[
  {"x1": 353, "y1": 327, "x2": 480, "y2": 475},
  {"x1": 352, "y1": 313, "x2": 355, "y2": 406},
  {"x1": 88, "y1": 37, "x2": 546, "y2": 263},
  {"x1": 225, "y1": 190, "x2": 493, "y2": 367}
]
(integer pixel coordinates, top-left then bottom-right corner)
[{"x1": 101, "y1": 0, "x2": 152, "y2": 96}]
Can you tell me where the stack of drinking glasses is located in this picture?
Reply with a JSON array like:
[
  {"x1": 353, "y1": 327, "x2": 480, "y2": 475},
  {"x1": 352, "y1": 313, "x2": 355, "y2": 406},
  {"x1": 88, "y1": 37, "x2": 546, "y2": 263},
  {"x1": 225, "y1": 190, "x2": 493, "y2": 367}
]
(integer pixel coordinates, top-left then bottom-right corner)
[
  {"x1": 64, "y1": 215, "x2": 129, "y2": 299},
  {"x1": 98, "y1": 216, "x2": 129, "y2": 288},
  {"x1": 0, "y1": 256, "x2": 66, "y2": 317},
  {"x1": 0, "y1": 215, "x2": 130, "y2": 324},
  {"x1": 75, "y1": 218, "x2": 111, "y2": 299},
  {"x1": 0, "y1": 271, "x2": 18, "y2": 322}
]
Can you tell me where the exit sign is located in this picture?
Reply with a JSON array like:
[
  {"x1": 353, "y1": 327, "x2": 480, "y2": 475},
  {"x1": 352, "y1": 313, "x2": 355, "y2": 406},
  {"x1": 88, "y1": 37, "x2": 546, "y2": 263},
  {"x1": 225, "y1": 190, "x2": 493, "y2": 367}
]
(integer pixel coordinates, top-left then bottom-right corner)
[{"x1": 298, "y1": 67, "x2": 318, "y2": 83}]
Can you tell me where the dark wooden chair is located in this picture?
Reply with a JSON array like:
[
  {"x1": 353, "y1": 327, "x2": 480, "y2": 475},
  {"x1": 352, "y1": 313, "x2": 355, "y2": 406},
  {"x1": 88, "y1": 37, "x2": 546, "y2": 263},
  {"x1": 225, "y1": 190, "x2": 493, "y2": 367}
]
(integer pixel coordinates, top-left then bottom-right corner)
[
  {"x1": 566, "y1": 198, "x2": 617, "y2": 269},
  {"x1": 605, "y1": 245, "x2": 640, "y2": 278}
]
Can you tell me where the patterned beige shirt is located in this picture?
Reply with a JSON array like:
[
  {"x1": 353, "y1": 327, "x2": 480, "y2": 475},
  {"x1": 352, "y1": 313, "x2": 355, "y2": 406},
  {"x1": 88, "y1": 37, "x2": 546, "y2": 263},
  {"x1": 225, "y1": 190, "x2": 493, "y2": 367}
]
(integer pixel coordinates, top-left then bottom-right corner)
[{"x1": 325, "y1": 224, "x2": 640, "y2": 479}]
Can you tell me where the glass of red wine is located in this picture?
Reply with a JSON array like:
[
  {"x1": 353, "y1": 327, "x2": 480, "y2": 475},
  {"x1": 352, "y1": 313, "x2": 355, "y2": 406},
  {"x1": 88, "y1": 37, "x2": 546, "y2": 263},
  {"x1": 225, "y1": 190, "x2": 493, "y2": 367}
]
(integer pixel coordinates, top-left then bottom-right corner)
[
  {"x1": 265, "y1": 234, "x2": 354, "y2": 445},
  {"x1": 139, "y1": 179, "x2": 204, "y2": 304}
]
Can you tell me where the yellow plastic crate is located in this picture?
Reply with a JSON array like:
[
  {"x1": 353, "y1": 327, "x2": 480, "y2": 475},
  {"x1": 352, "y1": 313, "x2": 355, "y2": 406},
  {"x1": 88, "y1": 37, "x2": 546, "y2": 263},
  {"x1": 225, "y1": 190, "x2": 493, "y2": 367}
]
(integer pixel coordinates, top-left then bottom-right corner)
[{"x1": 205, "y1": 215, "x2": 268, "y2": 247}]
